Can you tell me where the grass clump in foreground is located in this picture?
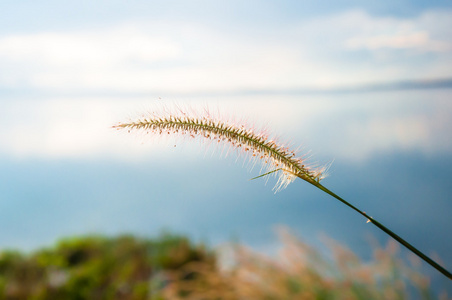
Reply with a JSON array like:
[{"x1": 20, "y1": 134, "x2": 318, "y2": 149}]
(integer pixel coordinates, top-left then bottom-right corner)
[
  {"x1": 0, "y1": 230, "x2": 445, "y2": 299},
  {"x1": 115, "y1": 106, "x2": 451, "y2": 281}
]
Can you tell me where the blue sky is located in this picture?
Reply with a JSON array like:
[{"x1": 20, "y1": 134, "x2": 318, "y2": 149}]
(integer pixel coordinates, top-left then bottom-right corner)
[{"x1": 0, "y1": 0, "x2": 451, "y2": 292}]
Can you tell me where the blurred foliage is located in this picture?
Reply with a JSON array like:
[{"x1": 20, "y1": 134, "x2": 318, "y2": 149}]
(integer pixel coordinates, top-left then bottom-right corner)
[
  {"x1": 0, "y1": 229, "x2": 447, "y2": 300},
  {"x1": 0, "y1": 233, "x2": 213, "y2": 300}
]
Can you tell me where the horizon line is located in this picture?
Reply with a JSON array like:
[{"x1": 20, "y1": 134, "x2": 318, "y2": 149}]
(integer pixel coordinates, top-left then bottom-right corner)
[{"x1": 1, "y1": 77, "x2": 452, "y2": 99}]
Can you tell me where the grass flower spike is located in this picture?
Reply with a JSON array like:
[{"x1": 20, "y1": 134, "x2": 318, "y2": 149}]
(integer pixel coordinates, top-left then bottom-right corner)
[
  {"x1": 115, "y1": 106, "x2": 452, "y2": 281},
  {"x1": 114, "y1": 106, "x2": 325, "y2": 191}
]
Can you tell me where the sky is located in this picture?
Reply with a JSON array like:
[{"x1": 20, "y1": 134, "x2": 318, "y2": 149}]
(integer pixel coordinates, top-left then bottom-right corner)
[
  {"x1": 0, "y1": 0, "x2": 451, "y2": 293},
  {"x1": 1, "y1": 0, "x2": 452, "y2": 96}
]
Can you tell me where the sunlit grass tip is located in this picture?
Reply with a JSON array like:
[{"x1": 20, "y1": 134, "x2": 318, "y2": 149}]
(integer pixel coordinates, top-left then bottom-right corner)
[{"x1": 113, "y1": 106, "x2": 326, "y2": 192}]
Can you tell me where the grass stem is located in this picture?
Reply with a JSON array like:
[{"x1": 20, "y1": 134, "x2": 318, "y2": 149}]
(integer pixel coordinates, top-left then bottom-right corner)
[{"x1": 308, "y1": 180, "x2": 452, "y2": 280}]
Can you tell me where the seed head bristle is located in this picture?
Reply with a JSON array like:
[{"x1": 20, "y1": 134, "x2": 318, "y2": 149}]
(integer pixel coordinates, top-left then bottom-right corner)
[{"x1": 114, "y1": 108, "x2": 325, "y2": 191}]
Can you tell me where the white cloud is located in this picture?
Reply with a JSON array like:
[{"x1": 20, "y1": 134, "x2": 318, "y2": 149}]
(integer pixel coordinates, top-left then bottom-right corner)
[
  {"x1": 346, "y1": 31, "x2": 430, "y2": 50},
  {"x1": 0, "y1": 22, "x2": 306, "y2": 92},
  {"x1": 341, "y1": 12, "x2": 452, "y2": 52},
  {"x1": 0, "y1": 27, "x2": 180, "y2": 66},
  {"x1": 0, "y1": 10, "x2": 451, "y2": 93},
  {"x1": 288, "y1": 9, "x2": 452, "y2": 84}
]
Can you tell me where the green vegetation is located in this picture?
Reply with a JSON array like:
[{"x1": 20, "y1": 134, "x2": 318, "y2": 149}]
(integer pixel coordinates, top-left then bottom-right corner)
[
  {"x1": 0, "y1": 233, "x2": 213, "y2": 300},
  {"x1": 0, "y1": 230, "x2": 443, "y2": 299}
]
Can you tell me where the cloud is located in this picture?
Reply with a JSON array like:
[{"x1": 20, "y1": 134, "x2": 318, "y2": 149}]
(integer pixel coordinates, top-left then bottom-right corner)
[
  {"x1": 0, "y1": 29, "x2": 180, "y2": 66},
  {"x1": 0, "y1": 24, "x2": 183, "y2": 91},
  {"x1": 0, "y1": 9, "x2": 451, "y2": 93},
  {"x1": 296, "y1": 9, "x2": 452, "y2": 51},
  {"x1": 0, "y1": 22, "x2": 305, "y2": 93},
  {"x1": 341, "y1": 12, "x2": 452, "y2": 52},
  {"x1": 346, "y1": 31, "x2": 432, "y2": 50},
  {"x1": 284, "y1": 9, "x2": 452, "y2": 85}
]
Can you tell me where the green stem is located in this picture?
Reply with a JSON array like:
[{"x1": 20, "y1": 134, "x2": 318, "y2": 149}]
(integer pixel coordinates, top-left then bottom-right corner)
[{"x1": 307, "y1": 180, "x2": 452, "y2": 280}]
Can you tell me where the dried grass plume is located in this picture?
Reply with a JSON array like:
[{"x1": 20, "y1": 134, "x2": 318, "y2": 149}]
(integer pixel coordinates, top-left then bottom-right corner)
[{"x1": 113, "y1": 106, "x2": 325, "y2": 191}]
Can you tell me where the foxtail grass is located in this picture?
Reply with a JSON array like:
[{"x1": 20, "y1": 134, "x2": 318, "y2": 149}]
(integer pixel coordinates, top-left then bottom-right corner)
[
  {"x1": 114, "y1": 106, "x2": 452, "y2": 281},
  {"x1": 114, "y1": 106, "x2": 325, "y2": 191}
]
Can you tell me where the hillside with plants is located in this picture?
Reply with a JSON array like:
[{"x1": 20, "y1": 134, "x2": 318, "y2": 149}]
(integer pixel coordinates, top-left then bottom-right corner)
[{"x1": 0, "y1": 230, "x2": 442, "y2": 300}]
